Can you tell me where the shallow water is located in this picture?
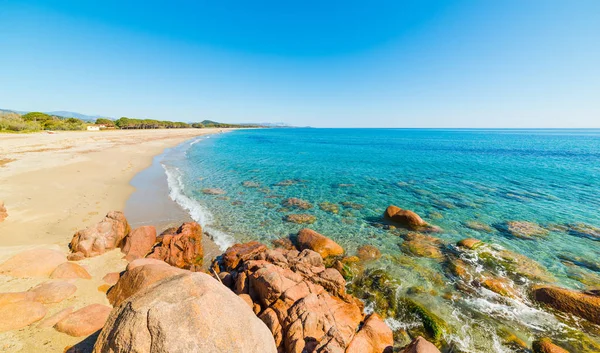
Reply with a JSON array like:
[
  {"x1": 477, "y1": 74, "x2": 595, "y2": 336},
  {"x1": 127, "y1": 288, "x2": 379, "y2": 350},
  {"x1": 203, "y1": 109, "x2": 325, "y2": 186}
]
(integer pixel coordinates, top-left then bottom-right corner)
[{"x1": 163, "y1": 128, "x2": 600, "y2": 352}]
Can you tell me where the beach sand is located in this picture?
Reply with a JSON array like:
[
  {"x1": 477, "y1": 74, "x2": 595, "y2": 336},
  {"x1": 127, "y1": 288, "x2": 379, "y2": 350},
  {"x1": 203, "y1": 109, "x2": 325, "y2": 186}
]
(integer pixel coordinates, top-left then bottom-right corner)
[{"x1": 0, "y1": 128, "x2": 223, "y2": 352}]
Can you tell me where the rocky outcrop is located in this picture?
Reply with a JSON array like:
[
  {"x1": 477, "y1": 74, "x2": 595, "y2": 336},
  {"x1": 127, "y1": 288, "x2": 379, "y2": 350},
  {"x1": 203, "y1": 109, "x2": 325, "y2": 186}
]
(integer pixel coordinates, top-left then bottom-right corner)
[
  {"x1": 121, "y1": 225, "x2": 157, "y2": 261},
  {"x1": 532, "y1": 286, "x2": 600, "y2": 325},
  {"x1": 296, "y1": 228, "x2": 344, "y2": 258},
  {"x1": 212, "y1": 241, "x2": 392, "y2": 353},
  {"x1": 400, "y1": 336, "x2": 441, "y2": 353},
  {"x1": 504, "y1": 221, "x2": 548, "y2": 239},
  {"x1": 532, "y1": 338, "x2": 570, "y2": 353},
  {"x1": 283, "y1": 214, "x2": 316, "y2": 224},
  {"x1": 50, "y1": 262, "x2": 92, "y2": 279},
  {"x1": 69, "y1": 211, "x2": 130, "y2": 259},
  {"x1": 146, "y1": 222, "x2": 203, "y2": 271},
  {"x1": 346, "y1": 313, "x2": 393, "y2": 353},
  {"x1": 54, "y1": 304, "x2": 112, "y2": 337},
  {"x1": 94, "y1": 271, "x2": 277, "y2": 353},
  {"x1": 0, "y1": 301, "x2": 47, "y2": 332},
  {"x1": 384, "y1": 205, "x2": 427, "y2": 229},
  {"x1": 0, "y1": 248, "x2": 67, "y2": 277},
  {"x1": 0, "y1": 201, "x2": 7, "y2": 222}
]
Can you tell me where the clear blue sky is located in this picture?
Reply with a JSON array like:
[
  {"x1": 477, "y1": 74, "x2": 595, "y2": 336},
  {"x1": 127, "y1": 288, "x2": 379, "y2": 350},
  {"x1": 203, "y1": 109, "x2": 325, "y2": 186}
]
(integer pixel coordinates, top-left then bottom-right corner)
[{"x1": 1, "y1": 1, "x2": 598, "y2": 127}]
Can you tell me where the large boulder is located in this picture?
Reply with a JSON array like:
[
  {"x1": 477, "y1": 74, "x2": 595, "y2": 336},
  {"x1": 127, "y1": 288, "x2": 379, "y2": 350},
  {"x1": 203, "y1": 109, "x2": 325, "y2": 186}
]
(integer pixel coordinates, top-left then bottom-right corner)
[
  {"x1": 297, "y1": 228, "x2": 344, "y2": 258},
  {"x1": 0, "y1": 201, "x2": 7, "y2": 222},
  {"x1": 69, "y1": 211, "x2": 130, "y2": 258},
  {"x1": 107, "y1": 262, "x2": 186, "y2": 307},
  {"x1": 532, "y1": 286, "x2": 600, "y2": 324},
  {"x1": 93, "y1": 272, "x2": 277, "y2": 353},
  {"x1": 29, "y1": 281, "x2": 77, "y2": 304},
  {"x1": 385, "y1": 205, "x2": 427, "y2": 229},
  {"x1": 0, "y1": 301, "x2": 47, "y2": 332},
  {"x1": 346, "y1": 313, "x2": 393, "y2": 353},
  {"x1": 121, "y1": 225, "x2": 157, "y2": 261},
  {"x1": 0, "y1": 248, "x2": 66, "y2": 277},
  {"x1": 146, "y1": 222, "x2": 203, "y2": 271},
  {"x1": 54, "y1": 304, "x2": 112, "y2": 337},
  {"x1": 400, "y1": 336, "x2": 441, "y2": 353}
]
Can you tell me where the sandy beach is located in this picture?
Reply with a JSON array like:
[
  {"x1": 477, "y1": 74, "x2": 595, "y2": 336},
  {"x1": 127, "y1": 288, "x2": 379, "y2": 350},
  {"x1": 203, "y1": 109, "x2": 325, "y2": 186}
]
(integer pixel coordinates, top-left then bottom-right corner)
[{"x1": 0, "y1": 128, "x2": 221, "y2": 352}]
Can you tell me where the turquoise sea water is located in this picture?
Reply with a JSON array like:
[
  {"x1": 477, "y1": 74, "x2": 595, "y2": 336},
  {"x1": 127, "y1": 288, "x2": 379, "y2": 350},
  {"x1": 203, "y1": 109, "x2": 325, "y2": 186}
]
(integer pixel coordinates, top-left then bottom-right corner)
[{"x1": 163, "y1": 128, "x2": 600, "y2": 352}]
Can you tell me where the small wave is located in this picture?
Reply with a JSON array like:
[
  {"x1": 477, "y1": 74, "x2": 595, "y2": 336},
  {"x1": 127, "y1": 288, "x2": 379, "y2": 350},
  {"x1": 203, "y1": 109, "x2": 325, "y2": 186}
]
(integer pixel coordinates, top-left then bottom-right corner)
[{"x1": 162, "y1": 164, "x2": 235, "y2": 250}]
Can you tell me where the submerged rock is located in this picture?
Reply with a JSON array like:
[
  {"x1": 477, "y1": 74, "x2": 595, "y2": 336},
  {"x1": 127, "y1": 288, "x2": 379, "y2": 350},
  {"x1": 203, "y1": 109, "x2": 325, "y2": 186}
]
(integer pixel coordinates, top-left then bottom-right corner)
[
  {"x1": 464, "y1": 221, "x2": 492, "y2": 232},
  {"x1": 503, "y1": 221, "x2": 548, "y2": 239},
  {"x1": 318, "y1": 201, "x2": 340, "y2": 214},
  {"x1": 283, "y1": 214, "x2": 316, "y2": 224},
  {"x1": 348, "y1": 268, "x2": 400, "y2": 318},
  {"x1": 385, "y1": 205, "x2": 427, "y2": 230},
  {"x1": 0, "y1": 248, "x2": 66, "y2": 277},
  {"x1": 121, "y1": 225, "x2": 157, "y2": 261},
  {"x1": 94, "y1": 272, "x2": 277, "y2": 353},
  {"x1": 297, "y1": 228, "x2": 344, "y2": 258},
  {"x1": 401, "y1": 233, "x2": 444, "y2": 259},
  {"x1": 566, "y1": 223, "x2": 600, "y2": 241},
  {"x1": 357, "y1": 245, "x2": 382, "y2": 261},
  {"x1": 242, "y1": 181, "x2": 261, "y2": 188},
  {"x1": 532, "y1": 286, "x2": 600, "y2": 325},
  {"x1": 281, "y1": 197, "x2": 313, "y2": 210},
  {"x1": 146, "y1": 222, "x2": 203, "y2": 271},
  {"x1": 398, "y1": 298, "x2": 448, "y2": 342},
  {"x1": 341, "y1": 201, "x2": 364, "y2": 210},
  {"x1": 69, "y1": 211, "x2": 131, "y2": 258},
  {"x1": 202, "y1": 188, "x2": 226, "y2": 195},
  {"x1": 456, "y1": 238, "x2": 482, "y2": 249}
]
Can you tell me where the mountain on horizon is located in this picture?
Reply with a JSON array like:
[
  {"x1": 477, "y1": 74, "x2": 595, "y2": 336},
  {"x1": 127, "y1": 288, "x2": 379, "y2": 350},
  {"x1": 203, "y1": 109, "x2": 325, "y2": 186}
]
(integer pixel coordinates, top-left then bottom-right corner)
[{"x1": 0, "y1": 108, "x2": 111, "y2": 122}]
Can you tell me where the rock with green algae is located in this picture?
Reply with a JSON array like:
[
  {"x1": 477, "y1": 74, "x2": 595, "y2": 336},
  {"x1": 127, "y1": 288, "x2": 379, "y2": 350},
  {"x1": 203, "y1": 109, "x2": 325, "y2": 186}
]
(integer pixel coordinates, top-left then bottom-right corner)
[
  {"x1": 532, "y1": 338, "x2": 570, "y2": 353},
  {"x1": 398, "y1": 298, "x2": 448, "y2": 342},
  {"x1": 347, "y1": 268, "x2": 400, "y2": 318},
  {"x1": 464, "y1": 221, "x2": 492, "y2": 232},
  {"x1": 400, "y1": 233, "x2": 444, "y2": 260},
  {"x1": 340, "y1": 201, "x2": 364, "y2": 210},
  {"x1": 281, "y1": 197, "x2": 312, "y2": 210},
  {"x1": 566, "y1": 223, "x2": 600, "y2": 241},
  {"x1": 500, "y1": 221, "x2": 548, "y2": 239}
]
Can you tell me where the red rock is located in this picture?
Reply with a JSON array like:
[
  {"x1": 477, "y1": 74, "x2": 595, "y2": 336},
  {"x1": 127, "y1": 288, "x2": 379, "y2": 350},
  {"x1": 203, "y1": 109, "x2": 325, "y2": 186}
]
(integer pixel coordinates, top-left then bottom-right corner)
[
  {"x1": 532, "y1": 338, "x2": 570, "y2": 353},
  {"x1": 0, "y1": 291, "x2": 36, "y2": 305},
  {"x1": 107, "y1": 262, "x2": 186, "y2": 307},
  {"x1": 69, "y1": 211, "x2": 130, "y2": 258},
  {"x1": 121, "y1": 225, "x2": 157, "y2": 261},
  {"x1": 0, "y1": 248, "x2": 66, "y2": 277},
  {"x1": 37, "y1": 307, "x2": 74, "y2": 328},
  {"x1": 401, "y1": 336, "x2": 441, "y2": 353},
  {"x1": 457, "y1": 238, "x2": 482, "y2": 249},
  {"x1": 102, "y1": 272, "x2": 120, "y2": 285},
  {"x1": 50, "y1": 262, "x2": 91, "y2": 279},
  {"x1": 481, "y1": 277, "x2": 518, "y2": 298},
  {"x1": 297, "y1": 228, "x2": 344, "y2": 258},
  {"x1": 126, "y1": 258, "x2": 168, "y2": 271},
  {"x1": 401, "y1": 233, "x2": 444, "y2": 259},
  {"x1": 146, "y1": 222, "x2": 203, "y2": 271},
  {"x1": 30, "y1": 281, "x2": 77, "y2": 304},
  {"x1": 532, "y1": 286, "x2": 600, "y2": 325},
  {"x1": 385, "y1": 205, "x2": 427, "y2": 229},
  {"x1": 346, "y1": 313, "x2": 393, "y2": 353},
  {"x1": 54, "y1": 304, "x2": 112, "y2": 337},
  {"x1": 0, "y1": 301, "x2": 47, "y2": 332},
  {"x1": 222, "y1": 241, "x2": 267, "y2": 270},
  {"x1": 239, "y1": 293, "x2": 254, "y2": 309}
]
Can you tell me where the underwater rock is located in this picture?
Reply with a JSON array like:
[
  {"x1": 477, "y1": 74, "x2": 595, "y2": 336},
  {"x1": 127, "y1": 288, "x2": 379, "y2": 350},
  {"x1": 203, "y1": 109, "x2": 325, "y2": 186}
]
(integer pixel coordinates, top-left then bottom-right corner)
[
  {"x1": 340, "y1": 201, "x2": 364, "y2": 210},
  {"x1": 385, "y1": 205, "x2": 428, "y2": 230},
  {"x1": 480, "y1": 277, "x2": 518, "y2": 298},
  {"x1": 242, "y1": 181, "x2": 260, "y2": 188},
  {"x1": 297, "y1": 228, "x2": 344, "y2": 258},
  {"x1": 532, "y1": 338, "x2": 570, "y2": 353},
  {"x1": 281, "y1": 197, "x2": 312, "y2": 210},
  {"x1": 464, "y1": 221, "x2": 492, "y2": 232},
  {"x1": 274, "y1": 179, "x2": 301, "y2": 186},
  {"x1": 283, "y1": 214, "x2": 316, "y2": 224},
  {"x1": 532, "y1": 286, "x2": 600, "y2": 325},
  {"x1": 348, "y1": 268, "x2": 400, "y2": 318},
  {"x1": 398, "y1": 298, "x2": 448, "y2": 342},
  {"x1": 202, "y1": 188, "x2": 226, "y2": 195},
  {"x1": 318, "y1": 201, "x2": 340, "y2": 214},
  {"x1": 503, "y1": 221, "x2": 548, "y2": 239},
  {"x1": 566, "y1": 223, "x2": 600, "y2": 241},
  {"x1": 357, "y1": 245, "x2": 382, "y2": 261},
  {"x1": 400, "y1": 233, "x2": 444, "y2": 260}
]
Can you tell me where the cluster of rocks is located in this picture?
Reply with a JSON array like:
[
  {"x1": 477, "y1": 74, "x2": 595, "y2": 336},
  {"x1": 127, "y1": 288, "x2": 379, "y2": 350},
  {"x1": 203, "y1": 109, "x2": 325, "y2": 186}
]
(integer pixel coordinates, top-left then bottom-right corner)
[{"x1": 0, "y1": 248, "x2": 110, "y2": 336}]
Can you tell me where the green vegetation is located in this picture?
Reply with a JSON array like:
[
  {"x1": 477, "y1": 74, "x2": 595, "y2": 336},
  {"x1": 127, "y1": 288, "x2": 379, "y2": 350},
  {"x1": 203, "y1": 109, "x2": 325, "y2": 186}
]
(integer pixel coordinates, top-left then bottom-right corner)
[
  {"x1": 114, "y1": 117, "x2": 191, "y2": 129},
  {"x1": 95, "y1": 118, "x2": 115, "y2": 127}
]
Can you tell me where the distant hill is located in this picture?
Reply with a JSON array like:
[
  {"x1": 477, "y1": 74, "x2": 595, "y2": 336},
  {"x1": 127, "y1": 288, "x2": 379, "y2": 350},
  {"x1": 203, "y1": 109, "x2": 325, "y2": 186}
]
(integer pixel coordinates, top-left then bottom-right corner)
[{"x1": 0, "y1": 108, "x2": 111, "y2": 122}]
